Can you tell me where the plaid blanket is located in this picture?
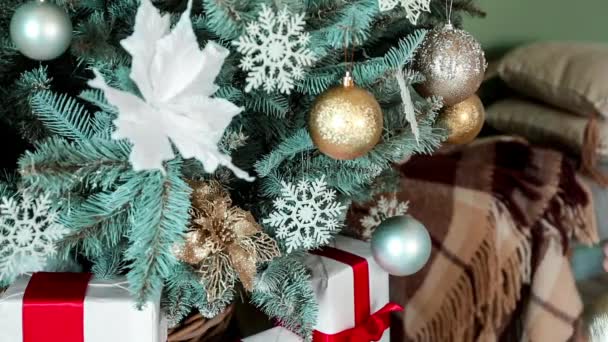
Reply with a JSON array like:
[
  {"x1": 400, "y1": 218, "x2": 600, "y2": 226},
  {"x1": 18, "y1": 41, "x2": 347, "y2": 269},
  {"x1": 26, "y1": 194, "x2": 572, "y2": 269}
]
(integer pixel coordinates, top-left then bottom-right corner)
[{"x1": 348, "y1": 137, "x2": 598, "y2": 341}]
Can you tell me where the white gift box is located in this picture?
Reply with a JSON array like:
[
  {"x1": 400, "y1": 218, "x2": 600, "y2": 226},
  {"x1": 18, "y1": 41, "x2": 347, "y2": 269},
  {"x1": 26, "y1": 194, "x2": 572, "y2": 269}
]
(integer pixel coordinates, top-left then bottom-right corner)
[
  {"x1": 0, "y1": 273, "x2": 167, "y2": 342},
  {"x1": 242, "y1": 326, "x2": 302, "y2": 342},
  {"x1": 306, "y1": 235, "x2": 393, "y2": 342},
  {"x1": 242, "y1": 236, "x2": 395, "y2": 342}
]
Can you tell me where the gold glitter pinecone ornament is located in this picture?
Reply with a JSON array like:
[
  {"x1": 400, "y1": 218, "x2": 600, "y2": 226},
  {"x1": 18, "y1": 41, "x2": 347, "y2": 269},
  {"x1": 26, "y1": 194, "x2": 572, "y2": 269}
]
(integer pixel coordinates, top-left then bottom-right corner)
[
  {"x1": 308, "y1": 72, "x2": 383, "y2": 160},
  {"x1": 414, "y1": 23, "x2": 486, "y2": 106},
  {"x1": 173, "y1": 180, "x2": 280, "y2": 301},
  {"x1": 437, "y1": 94, "x2": 485, "y2": 144}
]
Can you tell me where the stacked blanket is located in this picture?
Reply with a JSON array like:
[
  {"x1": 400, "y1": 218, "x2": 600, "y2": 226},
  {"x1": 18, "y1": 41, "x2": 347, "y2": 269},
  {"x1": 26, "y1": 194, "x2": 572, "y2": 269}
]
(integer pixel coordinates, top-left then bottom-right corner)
[
  {"x1": 348, "y1": 137, "x2": 598, "y2": 341},
  {"x1": 486, "y1": 42, "x2": 608, "y2": 186}
]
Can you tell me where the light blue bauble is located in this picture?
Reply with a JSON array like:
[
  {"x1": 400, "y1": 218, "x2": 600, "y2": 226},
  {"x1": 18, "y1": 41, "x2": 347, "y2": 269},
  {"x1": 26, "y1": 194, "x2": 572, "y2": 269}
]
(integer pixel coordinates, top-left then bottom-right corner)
[
  {"x1": 371, "y1": 215, "x2": 432, "y2": 276},
  {"x1": 10, "y1": 0, "x2": 72, "y2": 61}
]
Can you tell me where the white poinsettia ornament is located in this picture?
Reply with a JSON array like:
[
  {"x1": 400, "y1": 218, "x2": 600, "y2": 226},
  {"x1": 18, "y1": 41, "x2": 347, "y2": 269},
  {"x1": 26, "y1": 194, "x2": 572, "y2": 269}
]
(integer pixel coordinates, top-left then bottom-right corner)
[{"x1": 89, "y1": 0, "x2": 253, "y2": 181}]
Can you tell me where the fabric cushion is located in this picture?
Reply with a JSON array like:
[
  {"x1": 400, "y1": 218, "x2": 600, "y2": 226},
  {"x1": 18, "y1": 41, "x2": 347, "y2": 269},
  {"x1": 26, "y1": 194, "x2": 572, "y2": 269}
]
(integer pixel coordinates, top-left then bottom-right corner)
[
  {"x1": 485, "y1": 98, "x2": 608, "y2": 158},
  {"x1": 497, "y1": 42, "x2": 608, "y2": 118}
]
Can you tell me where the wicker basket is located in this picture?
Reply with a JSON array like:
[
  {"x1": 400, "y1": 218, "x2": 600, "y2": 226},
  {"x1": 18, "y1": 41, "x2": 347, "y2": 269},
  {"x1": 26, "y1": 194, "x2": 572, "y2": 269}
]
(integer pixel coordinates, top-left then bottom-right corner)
[{"x1": 168, "y1": 304, "x2": 235, "y2": 342}]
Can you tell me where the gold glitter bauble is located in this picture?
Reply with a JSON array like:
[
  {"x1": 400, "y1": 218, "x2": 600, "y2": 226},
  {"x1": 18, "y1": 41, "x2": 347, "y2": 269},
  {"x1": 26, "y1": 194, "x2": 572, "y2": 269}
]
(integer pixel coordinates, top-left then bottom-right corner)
[
  {"x1": 414, "y1": 24, "x2": 486, "y2": 106},
  {"x1": 438, "y1": 94, "x2": 485, "y2": 144},
  {"x1": 308, "y1": 75, "x2": 383, "y2": 160}
]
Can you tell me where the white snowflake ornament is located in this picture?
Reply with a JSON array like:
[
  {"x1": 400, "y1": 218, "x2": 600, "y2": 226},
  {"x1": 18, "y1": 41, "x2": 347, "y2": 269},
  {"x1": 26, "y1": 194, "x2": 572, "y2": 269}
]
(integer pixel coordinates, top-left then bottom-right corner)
[
  {"x1": 378, "y1": 0, "x2": 431, "y2": 25},
  {"x1": 233, "y1": 5, "x2": 316, "y2": 94},
  {"x1": 263, "y1": 176, "x2": 346, "y2": 253},
  {"x1": 0, "y1": 192, "x2": 68, "y2": 282},
  {"x1": 360, "y1": 196, "x2": 409, "y2": 240},
  {"x1": 89, "y1": 0, "x2": 253, "y2": 181}
]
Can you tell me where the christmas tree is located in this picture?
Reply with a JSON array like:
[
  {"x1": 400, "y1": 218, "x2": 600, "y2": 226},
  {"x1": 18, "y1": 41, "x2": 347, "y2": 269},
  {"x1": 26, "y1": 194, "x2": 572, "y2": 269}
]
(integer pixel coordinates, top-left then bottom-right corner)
[{"x1": 0, "y1": 0, "x2": 482, "y2": 338}]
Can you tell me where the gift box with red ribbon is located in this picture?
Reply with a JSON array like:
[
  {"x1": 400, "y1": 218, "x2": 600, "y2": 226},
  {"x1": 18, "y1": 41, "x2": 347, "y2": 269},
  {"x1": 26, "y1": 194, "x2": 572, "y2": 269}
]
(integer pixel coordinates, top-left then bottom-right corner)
[
  {"x1": 0, "y1": 272, "x2": 167, "y2": 342},
  {"x1": 242, "y1": 235, "x2": 402, "y2": 342}
]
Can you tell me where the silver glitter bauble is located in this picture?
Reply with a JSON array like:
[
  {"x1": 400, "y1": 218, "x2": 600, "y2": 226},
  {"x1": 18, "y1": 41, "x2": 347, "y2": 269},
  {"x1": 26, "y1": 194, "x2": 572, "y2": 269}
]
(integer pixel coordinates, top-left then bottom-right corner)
[
  {"x1": 414, "y1": 24, "x2": 486, "y2": 106},
  {"x1": 371, "y1": 215, "x2": 432, "y2": 276},
  {"x1": 10, "y1": 0, "x2": 73, "y2": 61}
]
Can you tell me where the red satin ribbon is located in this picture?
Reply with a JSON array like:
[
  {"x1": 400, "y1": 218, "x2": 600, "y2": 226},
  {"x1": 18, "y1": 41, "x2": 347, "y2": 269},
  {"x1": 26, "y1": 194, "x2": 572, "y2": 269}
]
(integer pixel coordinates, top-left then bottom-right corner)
[
  {"x1": 23, "y1": 272, "x2": 92, "y2": 342},
  {"x1": 312, "y1": 303, "x2": 403, "y2": 342},
  {"x1": 310, "y1": 247, "x2": 403, "y2": 342}
]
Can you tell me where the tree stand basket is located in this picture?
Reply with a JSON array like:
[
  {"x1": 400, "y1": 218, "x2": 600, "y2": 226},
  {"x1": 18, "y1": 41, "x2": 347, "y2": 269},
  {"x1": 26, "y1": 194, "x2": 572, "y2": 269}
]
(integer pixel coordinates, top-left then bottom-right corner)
[{"x1": 168, "y1": 304, "x2": 235, "y2": 342}]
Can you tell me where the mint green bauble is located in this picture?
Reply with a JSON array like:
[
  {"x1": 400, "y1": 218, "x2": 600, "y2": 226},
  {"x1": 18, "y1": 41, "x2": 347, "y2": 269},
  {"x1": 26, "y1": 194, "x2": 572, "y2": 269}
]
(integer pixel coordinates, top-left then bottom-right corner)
[
  {"x1": 10, "y1": 0, "x2": 72, "y2": 61},
  {"x1": 371, "y1": 215, "x2": 432, "y2": 276}
]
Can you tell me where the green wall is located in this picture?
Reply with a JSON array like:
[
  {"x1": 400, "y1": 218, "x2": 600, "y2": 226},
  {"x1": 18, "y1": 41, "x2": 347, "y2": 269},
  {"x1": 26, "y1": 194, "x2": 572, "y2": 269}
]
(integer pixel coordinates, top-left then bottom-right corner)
[{"x1": 463, "y1": 0, "x2": 608, "y2": 59}]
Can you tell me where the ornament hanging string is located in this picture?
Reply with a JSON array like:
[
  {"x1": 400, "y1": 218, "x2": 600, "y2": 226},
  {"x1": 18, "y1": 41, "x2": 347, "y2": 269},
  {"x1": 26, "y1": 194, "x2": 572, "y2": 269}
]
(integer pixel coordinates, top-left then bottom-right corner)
[
  {"x1": 445, "y1": 0, "x2": 454, "y2": 25},
  {"x1": 307, "y1": 23, "x2": 383, "y2": 161},
  {"x1": 342, "y1": 26, "x2": 355, "y2": 77}
]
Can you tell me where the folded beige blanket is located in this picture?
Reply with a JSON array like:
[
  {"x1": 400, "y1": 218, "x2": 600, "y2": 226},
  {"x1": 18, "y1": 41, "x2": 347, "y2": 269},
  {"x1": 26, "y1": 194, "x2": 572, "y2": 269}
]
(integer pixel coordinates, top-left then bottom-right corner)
[{"x1": 487, "y1": 99, "x2": 608, "y2": 186}]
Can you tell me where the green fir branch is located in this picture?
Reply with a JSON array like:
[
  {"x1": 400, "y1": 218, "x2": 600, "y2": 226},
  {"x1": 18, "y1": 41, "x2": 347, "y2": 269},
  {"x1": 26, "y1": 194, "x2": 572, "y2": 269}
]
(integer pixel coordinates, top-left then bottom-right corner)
[
  {"x1": 252, "y1": 255, "x2": 318, "y2": 341},
  {"x1": 162, "y1": 264, "x2": 208, "y2": 326},
  {"x1": 91, "y1": 112, "x2": 114, "y2": 139},
  {"x1": 215, "y1": 85, "x2": 243, "y2": 103},
  {"x1": 4, "y1": 66, "x2": 52, "y2": 142},
  {"x1": 71, "y1": 11, "x2": 119, "y2": 63},
  {"x1": 125, "y1": 160, "x2": 192, "y2": 305},
  {"x1": 162, "y1": 263, "x2": 234, "y2": 324},
  {"x1": 18, "y1": 137, "x2": 131, "y2": 193},
  {"x1": 79, "y1": 89, "x2": 119, "y2": 116},
  {"x1": 56, "y1": 174, "x2": 145, "y2": 258},
  {"x1": 308, "y1": 0, "x2": 378, "y2": 55},
  {"x1": 243, "y1": 91, "x2": 289, "y2": 118},
  {"x1": 91, "y1": 243, "x2": 126, "y2": 279},
  {"x1": 203, "y1": 0, "x2": 252, "y2": 41},
  {"x1": 300, "y1": 30, "x2": 426, "y2": 94},
  {"x1": 254, "y1": 128, "x2": 315, "y2": 177},
  {"x1": 30, "y1": 91, "x2": 95, "y2": 142}
]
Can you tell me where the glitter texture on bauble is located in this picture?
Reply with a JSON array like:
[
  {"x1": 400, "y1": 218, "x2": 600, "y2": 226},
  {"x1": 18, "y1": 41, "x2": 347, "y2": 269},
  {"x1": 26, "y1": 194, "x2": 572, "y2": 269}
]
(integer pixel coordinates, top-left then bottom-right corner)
[
  {"x1": 308, "y1": 72, "x2": 383, "y2": 160},
  {"x1": 414, "y1": 24, "x2": 486, "y2": 106},
  {"x1": 437, "y1": 94, "x2": 485, "y2": 145}
]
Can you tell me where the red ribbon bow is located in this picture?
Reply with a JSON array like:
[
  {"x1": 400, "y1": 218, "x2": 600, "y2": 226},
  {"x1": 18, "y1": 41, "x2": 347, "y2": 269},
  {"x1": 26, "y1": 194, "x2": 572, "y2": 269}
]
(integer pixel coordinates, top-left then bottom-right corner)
[
  {"x1": 312, "y1": 303, "x2": 403, "y2": 342},
  {"x1": 22, "y1": 272, "x2": 92, "y2": 342},
  {"x1": 310, "y1": 246, "x2": 403, "y2": 342}
]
